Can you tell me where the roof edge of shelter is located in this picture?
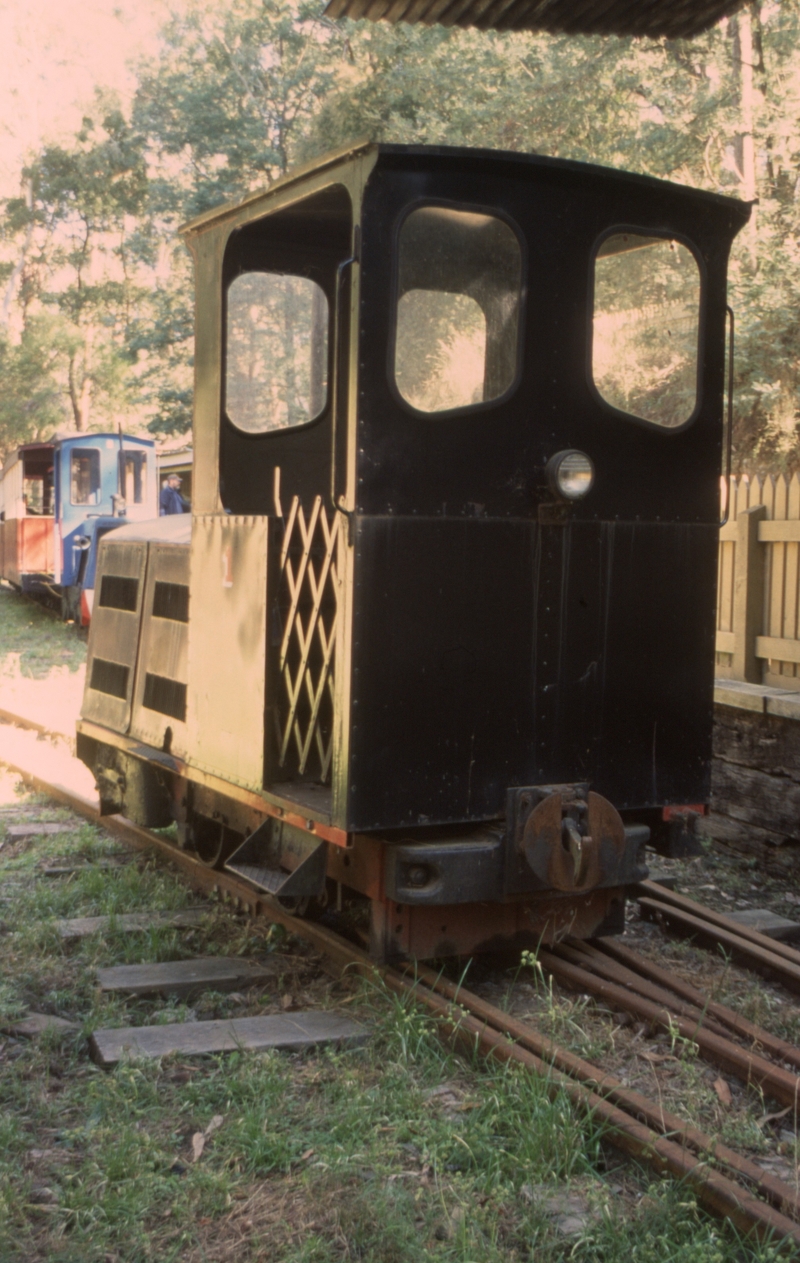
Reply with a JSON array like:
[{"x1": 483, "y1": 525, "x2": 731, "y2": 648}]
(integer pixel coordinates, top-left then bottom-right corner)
[{"x1": 323, "y1": 0, "x2": 749, "y2": 40}]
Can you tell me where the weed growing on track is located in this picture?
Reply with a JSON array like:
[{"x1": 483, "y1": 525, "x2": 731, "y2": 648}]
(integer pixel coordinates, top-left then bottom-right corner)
[{"x1": 0, "y1": 798, "x2": 791, "y2": 1262}]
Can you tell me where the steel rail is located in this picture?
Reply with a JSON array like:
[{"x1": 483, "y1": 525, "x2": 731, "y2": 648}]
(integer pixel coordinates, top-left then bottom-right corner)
[
  {"x1": 590, "y1": 937, "x2": 800, "y2": 1074},
  {"x1": 2, "y1": 722, "x2": 800, "y2": 1245},
  {"x1": 556, "y1": 939, "x2": 739, "y2": 1043},
  {"x1": 401, "y1": 961, "x2": 800, "y2": 1223},
  {"x1": 639, "y1": 895, "x2": 800, "y2": 996},
  {"x1": 539, "y1": 948, "x2": 800, "y2": 1110},
  {"x1": 581, "y1": 944, "x2": 800, "y2": 1071},
  {"x1": 387, "y1": 971, "x2": 800, "y2": 1248},
  {"x1": 638, "y1": 879, "x2": 800, "y2": 970}
]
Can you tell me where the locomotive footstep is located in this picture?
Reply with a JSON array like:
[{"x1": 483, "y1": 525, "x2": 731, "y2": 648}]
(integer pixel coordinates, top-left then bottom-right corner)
[
  {"x1": 95, "y1": 955, "x2": 287, "y2": 999},
  {"x1": 90, "y1": 1011, "x2": 368, "y2": 1067},
  {"x1": 55, "y1": 907, "x2": 208, "y2": 941}
]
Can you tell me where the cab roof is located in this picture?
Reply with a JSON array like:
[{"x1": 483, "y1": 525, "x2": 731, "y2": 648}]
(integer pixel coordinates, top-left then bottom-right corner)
[{"x1": 180, "y1": 140, "x2": 748, "y2": 239}]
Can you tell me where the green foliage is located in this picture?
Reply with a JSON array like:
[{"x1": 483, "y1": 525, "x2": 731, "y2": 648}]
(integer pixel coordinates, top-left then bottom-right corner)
[
  {"x1": 0, "y1": 317, "x2": 68, "y2": 453},
  {"x1": 0, "y1": 584, "x2": 86, "y2": 678},
  {"x1": 134, "y1": 0, "x2": 342, "y2": 214},
  {"x1": 1, "y1": 0, "x2": 800, "y2": 461}
]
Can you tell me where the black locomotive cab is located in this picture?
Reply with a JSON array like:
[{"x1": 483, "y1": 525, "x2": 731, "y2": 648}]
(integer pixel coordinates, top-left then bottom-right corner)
[{"x1": 77, "y1": 143, "x2": 749, "y2": 960}]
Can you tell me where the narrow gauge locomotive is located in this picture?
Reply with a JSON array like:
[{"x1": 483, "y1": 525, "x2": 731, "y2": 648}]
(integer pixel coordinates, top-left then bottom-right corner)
[
  {"x1": 0, "y1": 432, "x2": 157, "y2": 624},
  {"x1": 76, "y1": 143, "x2": 749, "y2": 961}
]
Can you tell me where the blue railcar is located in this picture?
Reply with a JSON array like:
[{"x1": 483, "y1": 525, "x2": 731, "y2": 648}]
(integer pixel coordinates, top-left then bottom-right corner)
[{"x1": 0, "y1": 432, "x2": 157, "y2": 623}]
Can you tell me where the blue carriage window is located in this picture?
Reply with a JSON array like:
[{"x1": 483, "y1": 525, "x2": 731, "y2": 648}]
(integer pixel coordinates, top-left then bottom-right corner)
[
  {"x1": 394, "y1": 206, "x2": 522, "y2": 414},
  {"x1": 70, "y1": 449, "x2": 101, "y2": 505}
]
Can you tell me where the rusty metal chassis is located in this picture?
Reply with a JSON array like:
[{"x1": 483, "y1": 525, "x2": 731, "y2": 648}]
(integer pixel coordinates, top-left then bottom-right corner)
[{"x1": 77, "y1": 717, "x2": 631, "y2": 960}]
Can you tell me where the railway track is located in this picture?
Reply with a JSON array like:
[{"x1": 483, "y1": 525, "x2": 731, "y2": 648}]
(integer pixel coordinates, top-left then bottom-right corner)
[{"x1": 2, "y1": 708, "x2": 800, "y2": 1249}]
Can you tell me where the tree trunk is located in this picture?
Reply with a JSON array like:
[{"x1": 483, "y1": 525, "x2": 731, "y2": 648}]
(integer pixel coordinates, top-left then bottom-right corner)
[{"x1": 67, "y1": 330, "x2": 93, "y2": 432}]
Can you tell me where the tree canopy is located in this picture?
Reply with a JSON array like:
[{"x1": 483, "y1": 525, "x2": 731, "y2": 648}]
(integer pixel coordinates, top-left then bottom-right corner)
[{"x1": 0, "y1": 0, "x2": 797, "y2": 469}]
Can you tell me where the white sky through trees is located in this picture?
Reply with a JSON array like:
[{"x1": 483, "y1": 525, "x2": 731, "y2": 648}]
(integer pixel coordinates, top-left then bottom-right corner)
[{"x1": 0, "y1": 0, "x2": 172, "y2": 196}]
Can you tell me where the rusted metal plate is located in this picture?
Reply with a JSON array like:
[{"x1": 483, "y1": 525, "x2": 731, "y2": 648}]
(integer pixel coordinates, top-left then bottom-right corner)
[
  {"x1": 90, "y1": 1011, "x2": 369, "y2": 1066},
  {"x1": 521, "y1": 789, "x2": 625, "y2": 893},
  {"x1": 372, "y1": 887, "x2": 623, "y2": 960},
  {"x1": 95, "y1": 956, "x2": 284, "y2": 998},
  {"x1": 186, "y1": 515, "x2": 268, "y2": 791}
]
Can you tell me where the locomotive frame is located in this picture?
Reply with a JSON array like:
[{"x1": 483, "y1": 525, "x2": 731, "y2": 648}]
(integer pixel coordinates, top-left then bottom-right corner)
[{"x1": 76, "y1": 142, "x2": 749, "y2": 961}]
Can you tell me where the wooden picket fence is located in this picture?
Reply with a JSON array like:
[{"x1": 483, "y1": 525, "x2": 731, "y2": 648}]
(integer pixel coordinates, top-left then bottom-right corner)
[{"x1": 716, "y1": 473, "x2": 800, "y2": 689}]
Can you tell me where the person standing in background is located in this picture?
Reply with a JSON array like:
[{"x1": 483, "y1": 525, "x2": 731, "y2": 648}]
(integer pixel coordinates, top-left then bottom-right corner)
[{"x1": 160, "y1": 473, "x2": 187, "y2": 515}]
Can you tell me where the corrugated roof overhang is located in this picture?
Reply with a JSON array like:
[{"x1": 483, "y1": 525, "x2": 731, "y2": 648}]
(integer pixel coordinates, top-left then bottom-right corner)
[{"x1": 323, "y1": 0, "x2": 747, "y2": 39}]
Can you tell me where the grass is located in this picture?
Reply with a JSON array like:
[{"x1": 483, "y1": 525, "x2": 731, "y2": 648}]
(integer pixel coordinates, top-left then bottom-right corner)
[
  {"x1": 0, "y1": 583, "x2": 794, "y2": 1259},
  {"x1": 0, "y1": 794, "x2": 792, "y2": 1262},
  {"x1": 0, "y1": 583, "x2": 86, "y2": 680}
]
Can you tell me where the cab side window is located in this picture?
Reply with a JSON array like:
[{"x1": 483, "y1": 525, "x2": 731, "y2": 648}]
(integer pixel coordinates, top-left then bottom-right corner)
[
  {"x1": 225, "y1": 272, "x2": 329, "y2": 433},
  {"x1": 394, "y1": 206, "x2": 523, "y2": 414},
  {"x1": 119, "y1": 451, "x2": 147, "y2": 504},
  {"x1": 71, "y1": 449, "x2": 101, "y2": 505},
  {"x1": 592, "y1": 233, "x2": 701, "y2": 429}
]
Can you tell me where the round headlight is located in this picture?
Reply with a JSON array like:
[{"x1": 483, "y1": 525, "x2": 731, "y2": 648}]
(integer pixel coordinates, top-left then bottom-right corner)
[{"x1": 547, "y1": 450, "x2": 595, "y2": 501}]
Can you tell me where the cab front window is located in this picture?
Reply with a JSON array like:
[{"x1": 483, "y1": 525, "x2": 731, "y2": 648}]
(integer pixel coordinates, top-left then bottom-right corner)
[
  {"x1": 70, "y1": 449, "x2": 101, "y2": 505},
  {"x1": 592, "y1": 232, "x2": 702, "y2": 429},
  {"x1": 394, "y1": 206, "x2": 523, "y2": 415},
  {"x1": 119, "y1": 451, "x2": 147, "y2": 504}
]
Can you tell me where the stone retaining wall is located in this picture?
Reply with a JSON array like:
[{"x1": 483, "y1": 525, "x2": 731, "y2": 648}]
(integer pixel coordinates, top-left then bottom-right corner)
[{"x1": 709, "y1": 680, "x2": 800, "y2": 877}]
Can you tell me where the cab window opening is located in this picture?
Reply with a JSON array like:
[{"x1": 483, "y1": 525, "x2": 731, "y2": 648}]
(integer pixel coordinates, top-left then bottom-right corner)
[
  {"x1": 592, "y1": 231, "x2": 702, "y2": 429},
  {"x1": 225, "y1": 271, "x2": 329, "y2": 434},
  {"x1": 118, "y1": 450, "x2": 147, "y2": 504},
  {"x1": 70, "y1": 449, "x2": 101, "y2": 505},
  {"x1": 218, "y1": 182, "x2": 352, "y2": 517},
  {"x1": 393, "y1": 205, "x2": 523, "y2": 415},
  {"x1": 22, "y1": 459, "x2": 54, "y2": 516}
]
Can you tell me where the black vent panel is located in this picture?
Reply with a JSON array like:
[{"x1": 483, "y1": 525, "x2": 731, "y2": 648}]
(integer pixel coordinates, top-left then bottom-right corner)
[
  {"x1": 152, "y1": 581, "x2": 189, "y2": 623},
  {"x1": 90, "y1": 658, "x2": 129, "y2": 699},
  {"x1": 143, "y1": 672, "x2": 187, "y2": 721},
  {"x1": 99, "y1": 575, "x2": 139, "y2": 612}
]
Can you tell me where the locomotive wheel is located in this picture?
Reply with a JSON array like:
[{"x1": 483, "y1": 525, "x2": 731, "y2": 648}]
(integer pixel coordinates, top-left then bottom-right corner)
[
  {"x1": 278, "y1": 882, "x2": 332, "y2": 921},
  {"x1": 188, "y1": 816, "x2": 241, "y2": 870}
]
